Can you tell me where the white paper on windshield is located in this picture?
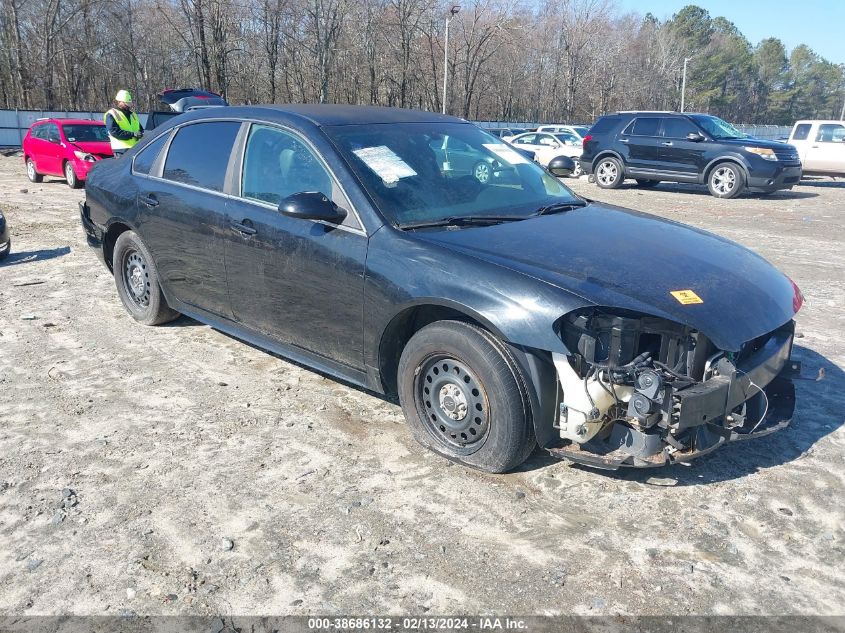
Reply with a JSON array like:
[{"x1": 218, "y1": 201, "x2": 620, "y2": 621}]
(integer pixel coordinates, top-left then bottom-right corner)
[
  {"x1": 482, "y1": 143, "x2": 530, "y2": 165},
  {"x1": 353, "y1": 145, "x2": 417, "y2": 185}
]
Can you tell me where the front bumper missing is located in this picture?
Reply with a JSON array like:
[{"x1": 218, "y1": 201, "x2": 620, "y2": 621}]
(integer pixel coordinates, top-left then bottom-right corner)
[{"x1": 548, "y1": 323, "x2": 798, "y2": 470}]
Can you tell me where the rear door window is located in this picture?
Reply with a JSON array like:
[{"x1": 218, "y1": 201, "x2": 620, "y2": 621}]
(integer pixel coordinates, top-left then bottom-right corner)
[
  {"x1": 791, "y1": 124, "x2": 811, "y2": 141},
  {"x1": 626, "y1": 117, "x2": 661, "y2": 137},
  {"x1": 512, "y1": 134, "x2": 537, "y2": 145},
  {"x1": 162, "y1": 121, "x2": 241, "y2": 192},
  {"x1": 661, "y1": 117, "x2": 699, "y2": 139}
]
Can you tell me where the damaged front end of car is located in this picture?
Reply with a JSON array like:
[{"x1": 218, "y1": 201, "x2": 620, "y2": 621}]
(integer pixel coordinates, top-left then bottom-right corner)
[{"x1": 546, "y1": 308, "x2": 800, "y2": 469}]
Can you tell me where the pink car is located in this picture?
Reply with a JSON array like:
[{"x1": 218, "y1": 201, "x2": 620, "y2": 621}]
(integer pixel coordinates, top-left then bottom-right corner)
[{"x1": 23, "y1": 119, "x2": 113, "y2": 189}]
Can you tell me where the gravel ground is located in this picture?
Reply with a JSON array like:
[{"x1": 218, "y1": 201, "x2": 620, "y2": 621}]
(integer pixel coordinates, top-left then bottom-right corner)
[{"x1": 0, "y1": 154, "x2": 843, "y2": 616}]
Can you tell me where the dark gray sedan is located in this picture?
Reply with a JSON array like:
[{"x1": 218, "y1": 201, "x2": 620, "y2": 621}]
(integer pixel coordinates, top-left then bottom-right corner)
[{"x1": 79, "y1": 105, "x2": 802, "y2": 472}]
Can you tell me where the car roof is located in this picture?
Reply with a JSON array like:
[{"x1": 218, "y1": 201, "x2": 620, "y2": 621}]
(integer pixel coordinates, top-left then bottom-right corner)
[
  {"x1": 185, "y1": 104, "x2": 463, "y2": 127},
  {"x1": 58, "y1": 119, "x2": 104, "y2": 125}
]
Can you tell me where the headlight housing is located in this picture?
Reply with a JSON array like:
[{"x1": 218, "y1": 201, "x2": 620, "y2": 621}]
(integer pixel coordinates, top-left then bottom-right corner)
[
  {"x1": 744, "y1": 146, "x2": 777, "y2": 161},
  {"x1": 74, "y1": 150, "x2": 96, "y2": 162}
]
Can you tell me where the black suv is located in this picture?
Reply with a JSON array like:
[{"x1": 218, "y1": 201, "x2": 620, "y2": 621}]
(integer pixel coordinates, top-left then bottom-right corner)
[{"x1": 580, "y1": 112, "x2": 802, "y2": 198}]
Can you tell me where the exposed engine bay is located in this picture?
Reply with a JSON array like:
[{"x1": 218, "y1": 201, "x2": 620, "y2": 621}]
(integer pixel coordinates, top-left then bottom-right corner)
[{"x1": 548, "y1": 309, "x2": 798, "y2": 469}]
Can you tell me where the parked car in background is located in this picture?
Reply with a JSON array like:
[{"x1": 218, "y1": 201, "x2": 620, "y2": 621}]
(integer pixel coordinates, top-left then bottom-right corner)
[
  {"x1": 536, "y1": 124, "x2": 590, "y2": 141},
  {"x1": 787, "y1": 120, "x2": 845, "y2": 177},
  {"x1": 23, "y1": 118, "x2": 113, "y2": 188},
  {"x1": 158, "y1": 88, "x2": 229, "y2": 113},
  {"x1": 508, "y1": 131, "x2": 584, "y2": 175},
  {"x1": 500, "y1": 128, "x2": 535, "y2": 142},
  {"x1": 430, "y1": 134, "x2": 520, "y2": 184},
  {"x1": 0, "y1": 211, "x2": 10, "y2": 261},
  {"x1": 146, "y1": 88, "x2": 230, "y2": 131},
  {"x1": 580, "y1": 111, "x2": 802, "y2": 198},
  {"x1": 79, "y1": 104, "x2": 800, "y2": 472}
]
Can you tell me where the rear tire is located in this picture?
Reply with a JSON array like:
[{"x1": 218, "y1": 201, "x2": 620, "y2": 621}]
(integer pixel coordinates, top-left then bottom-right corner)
[
  {"x1": 635, "y1": 179, "x2": 660, "y2": 188},
  {"x1": 397, "y1": 320, "x2": 536, "y2": 473},
  {"x1": 0, "y1": 239, "x2": 9, "y2": 261},
  {"x1": 26, "y1": 158, "x2": 43, "y2": 183},
  {"x1": 113, "y1": 230, "x2": 179, "y2": 325},
  {"x1": 594, "y1": 156, "x2": 624, "y2": 189},
  {"x1": 707, "y1": 162, "x2": 745, "y2": 199},
  {"x1": 64, "y1": 161, "x2": 82, "y2": 189}
]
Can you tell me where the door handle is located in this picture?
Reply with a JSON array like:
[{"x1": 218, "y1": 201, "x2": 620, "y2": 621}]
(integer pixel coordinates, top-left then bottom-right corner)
[
  {"x1": 811, "y1": 145, "x2": 819, "y2": 148},
  {"x1": 661, "y1": 141, "x2": 673, "y2": 146},
  {"x1": 619, "y1": 138, "x2": 629, "y2": 143},
  {"x1": 140, "y1": 194, "x2": 159, "y2": 207},
  {"x1": 231, "y1": 220, "x2": 257, "y2": 236}
]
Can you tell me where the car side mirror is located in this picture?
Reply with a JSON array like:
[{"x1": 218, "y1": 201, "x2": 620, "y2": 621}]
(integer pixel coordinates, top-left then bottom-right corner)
[
  {"x1": 548, "y1": 155, "x2": 575, "y2": 177},
  {"x1": 687, "y1": 132, "x2": 705, "y2": 142},
  {"x1": 279, "y1": 191, "x2": 346, "y2": 223}
]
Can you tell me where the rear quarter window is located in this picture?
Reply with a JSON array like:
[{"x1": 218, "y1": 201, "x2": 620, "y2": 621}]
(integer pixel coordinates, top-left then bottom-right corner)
[
  {"x1": 791, "y1": 124, "x2": 811, "y2": 141},
  {"x1": 133, "y1": 132, "x2": 171, "y2": 176},
  {"x1": 588, "y1": 117, "x2": 620, "y2": 135},
  {"x1": 162, "y1": 121, "x2": 241, "y2": 192}
]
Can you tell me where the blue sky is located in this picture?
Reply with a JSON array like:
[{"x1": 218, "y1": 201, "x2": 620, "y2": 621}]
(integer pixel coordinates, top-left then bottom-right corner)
[{"x1": 615, "y1": 0, "x2": 845, "y2": 63}]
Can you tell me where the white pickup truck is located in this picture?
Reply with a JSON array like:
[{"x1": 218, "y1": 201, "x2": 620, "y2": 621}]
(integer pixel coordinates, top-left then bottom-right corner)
[{"x1": 788, "y1": 120, "x2": 845, "y2": 177}]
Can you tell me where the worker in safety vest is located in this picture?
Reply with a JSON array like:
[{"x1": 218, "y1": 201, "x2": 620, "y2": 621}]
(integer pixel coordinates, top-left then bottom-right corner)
[{"x1": 104, "y1": 89, "x2": 143, "y2": 156}]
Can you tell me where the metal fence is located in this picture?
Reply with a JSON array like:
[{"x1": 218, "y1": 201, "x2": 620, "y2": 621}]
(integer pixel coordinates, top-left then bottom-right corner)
[
  {"x1": 0, "y1": 109, "x2": 151, "y2": 147},
  {"x1": 0, "y1": 108, "x2": 793, "y2": 147}
]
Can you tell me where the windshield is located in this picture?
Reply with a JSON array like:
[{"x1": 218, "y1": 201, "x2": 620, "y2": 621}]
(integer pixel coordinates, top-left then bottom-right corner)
[
  {"x1": 62, "y1": 124, "x2": 108, "y2": 142},
  {"x1": 326, "y1": 123, "x2": 581, "y2": 227},
  {"x1": 688, "y1": 115, "x2": 746, "y2": 140}
]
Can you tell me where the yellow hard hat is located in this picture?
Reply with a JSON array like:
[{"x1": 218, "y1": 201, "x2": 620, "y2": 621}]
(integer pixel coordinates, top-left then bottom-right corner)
[{"x1": 115, "y1": 89, "x2": 133, "y2": 103}]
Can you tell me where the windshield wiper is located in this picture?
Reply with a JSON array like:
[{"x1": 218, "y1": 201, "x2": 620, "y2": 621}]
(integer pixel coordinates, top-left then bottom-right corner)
[
  {"x1": 398, "y1": 215, "x2": 527, "y2": 230},
  {"x1": 532, "y1": 201, "x2": 587, "y2": 216}
]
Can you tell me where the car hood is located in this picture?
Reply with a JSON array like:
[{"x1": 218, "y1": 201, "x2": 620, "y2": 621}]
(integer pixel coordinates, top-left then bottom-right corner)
[
  {"x1": 69, "y1": 140, "x2": 112, "y2": 156},
  {"x1": 719, "y1": 137, "x2": 791, "y2": 150},
  {"x1": 412, "y1": 203, "x2": 798, "y2": 351}
]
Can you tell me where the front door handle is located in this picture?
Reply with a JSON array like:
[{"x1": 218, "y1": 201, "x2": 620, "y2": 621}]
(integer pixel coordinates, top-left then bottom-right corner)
[
  {"x1": 140, "y1": 194, "x2": 159, "y2": 207},
  {"x1": 661, "y1": 141, "x2": 673, "y2": 146},
  {"x1": 231, "y1": 220, "x2": 257, "y2": 236},
  {"x1": 619, "y1": 138, "x2": 629, "y2": 143}
]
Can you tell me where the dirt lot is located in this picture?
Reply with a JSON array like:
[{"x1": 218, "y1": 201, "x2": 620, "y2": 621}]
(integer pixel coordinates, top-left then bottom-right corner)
[{"x1": 0, "y1": 153, "x2": 843, "y2": 617}]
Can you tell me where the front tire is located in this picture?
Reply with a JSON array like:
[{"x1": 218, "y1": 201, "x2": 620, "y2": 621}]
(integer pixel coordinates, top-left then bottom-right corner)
[
  {"x1": 397, "y1": 320, "x2": 536, "y2": 473},
  {"x1": 0, "y1": 239, "x2": 10, "y2": 261},
  {"x1": 26, "y1": 158, "x2": 43, "y2": 183},
  {"x1": 64, "y1": 162, "x2": 82, "y2": 189},
  {"x1": 707, "y1": 162, "x2": 745, "y2": 198},
  {"x1": 113, "y1": 231, "x2": 179, "y2": 325},
  {"x1": 594, "y1": 156, "x2": 624, "y2": 189}
]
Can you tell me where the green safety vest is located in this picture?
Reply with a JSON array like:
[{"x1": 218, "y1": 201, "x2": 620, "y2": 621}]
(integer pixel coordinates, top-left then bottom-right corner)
[{"x1": 104, "y1": 108, "x2": 140, "y2": 150}]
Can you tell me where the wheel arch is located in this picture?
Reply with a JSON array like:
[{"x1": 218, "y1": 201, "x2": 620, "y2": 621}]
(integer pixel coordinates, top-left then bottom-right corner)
[
  {"x1": 102, "y1": 220, "x2": 134, "y2": 272},
  {"x1": 377, "y1": 301, "x2": 560, "y2": 450},
  {"x1": 703, "y1": 156, "x2": 750, "y2": 184},
  {"x1": 591, "y1": 150, "x2": 624, "y2": 171}
]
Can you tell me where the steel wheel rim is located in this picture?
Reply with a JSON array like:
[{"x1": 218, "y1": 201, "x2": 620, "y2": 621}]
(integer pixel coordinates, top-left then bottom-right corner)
[
  {"x1": 416, "y1": 355, "x2": 489, "y2": 449},
  {"x1": 27, "y1": 160, "x2": 35, "y2": 179},
  {"x1": 596, "y1": 160, "x2": 617, "y2": 185},
  {"x1": 123, "y1": 249, "x2": 150, "y2": 308},
  {"x1": 712, "y1": 167, "x2": 736, "y2": 194},
  {"x1": 474, "y1": 163, "x2": 491, "y2": 183}
]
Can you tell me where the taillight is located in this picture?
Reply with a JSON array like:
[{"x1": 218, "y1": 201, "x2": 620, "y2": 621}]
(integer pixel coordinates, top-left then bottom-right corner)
[
  {"x1": 789, "y1": 277, "x2": 804, "y2": 313},
  {"x1": 582, "y1": 134, "x2": 592, "y2": 149}
]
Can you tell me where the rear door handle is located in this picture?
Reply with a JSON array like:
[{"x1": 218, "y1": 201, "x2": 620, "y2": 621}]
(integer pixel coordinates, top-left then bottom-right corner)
[
  {"x1": 661, "y1": 141, "x2": 673, "y2": 146},
  {"x1": 140, "y1": 194, "x2": 159, "y2": 207},
  {"x1": 231, "y1": 220, "x2": 257, "y2": 236},
  {"x1": 619, "y1": 138, "x2": 629, "y2": 143}
]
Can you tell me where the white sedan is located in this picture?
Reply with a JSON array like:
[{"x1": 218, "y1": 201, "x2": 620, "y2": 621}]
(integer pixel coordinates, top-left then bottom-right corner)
[{"x1": 507, "y1": 131, "x2": 584, "y2": 175}]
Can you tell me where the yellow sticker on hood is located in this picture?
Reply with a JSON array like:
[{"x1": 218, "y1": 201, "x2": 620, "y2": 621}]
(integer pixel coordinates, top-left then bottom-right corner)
[{"x1": 671, "y1": 289, "x2": 703, "y2": 305}]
